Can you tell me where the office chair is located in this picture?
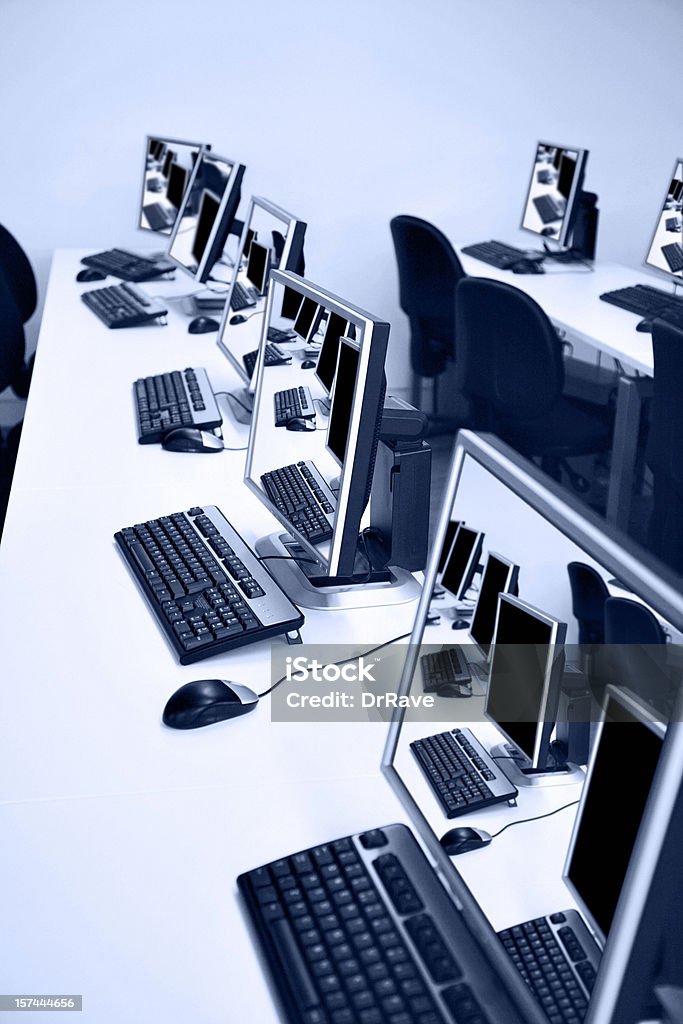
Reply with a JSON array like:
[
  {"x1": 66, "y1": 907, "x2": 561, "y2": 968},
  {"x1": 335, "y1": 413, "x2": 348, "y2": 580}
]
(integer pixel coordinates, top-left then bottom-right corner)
[
  {"x1": 455, "y1": 277, "x2": 612, "y2": 492},
  {"x1": 567, "y1": 562, "x2": 609, "y2": 645},
  {"x1": 646, "y1": 320, "x2": 683, "y2": 576},
  {"x1": 603, "y1": 596, "x2": 673, "y2": 712},
  {"x1": 390, "y1": 216, "x2": 466, "y2": 431},
  {"x1": 0, "y1": 223, "x2": 37, "y2": 398}
]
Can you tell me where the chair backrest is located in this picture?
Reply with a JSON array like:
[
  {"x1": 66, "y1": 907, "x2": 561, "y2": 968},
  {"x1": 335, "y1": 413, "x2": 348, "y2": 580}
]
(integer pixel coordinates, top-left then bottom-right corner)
[
  {"x1": 0, "y1": 276, "x2": 26, "y2": 394},
  {"x1": 0, "y1": 224, "x2": 37, "y2": 324},
  {"x1": 646, "y1": 321, "x2": 683, "y2": 574},
  {"x1": 390, "y1": 215, "x2": 466, "y2": 376},
  {"x1": 455, "y1": 277, "x2": 564, "y2": 422},
  {"x1": 604, "y1": 596, "x2": 666, "y2": 646},
  {"x1": 603, "y1": 596, "x2": 671, "y2": 709},
  {"x1": 567, "y1": 561, "x2": 610, "y2": 645}
]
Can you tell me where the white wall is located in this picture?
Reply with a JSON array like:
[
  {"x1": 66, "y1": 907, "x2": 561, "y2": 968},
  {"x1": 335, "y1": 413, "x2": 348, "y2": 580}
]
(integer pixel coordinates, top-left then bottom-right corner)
[{"x1": 0, "y1": 0, "x2": 680, "y2": 388}]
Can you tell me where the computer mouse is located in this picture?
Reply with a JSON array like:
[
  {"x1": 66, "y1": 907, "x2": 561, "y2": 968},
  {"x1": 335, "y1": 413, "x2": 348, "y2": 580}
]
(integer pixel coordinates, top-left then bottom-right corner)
[
  {"x1": 511, "y1": 259, "x2": 545, "y2": 275},
  {"x1": 76, "y1": 268, "x2": 106, "y2": 282},
  {"x1": 163, "y1": 679, "x2": 259, "y2": 729},
  {"x1": 452, "y1": 618, "x2": 471, "y2": 631},
  {"x1": 301, "y1": 359, "x2": 317, "y2": 369},
  {"x1": 636, "y1": 319, "x2": 653, "y2": 333},
  {"x1": 188, "y1": 316, "x2": 219, "y2": 334},
  {"x1": 437, "y1": 682, "x2": 472, "y2": 699},
  {"x1": 230, "y1": 314, "x2": 247, "y2": 325},
  {"x1": 541, "y1": 227, "x2": 556, "y2": 237},
  {"x1": 161, "y1": 428, "x2": 224, "y2": 453},
  {"x1": 440, "y1": 827, "x2": 492, "y2": 856},
  {"x1": 286, "y1": 418, "x2": 316, "y2": 432}
]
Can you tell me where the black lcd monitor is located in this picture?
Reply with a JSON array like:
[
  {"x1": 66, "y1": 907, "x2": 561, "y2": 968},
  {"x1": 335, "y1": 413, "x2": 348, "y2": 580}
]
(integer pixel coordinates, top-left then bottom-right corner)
[
  {"x1": 162, "y1": 149, "x2": 176, "y2": 178},
  {"x1": 246, "y1": 240, "x2": 270, "y2": 295},
  {"x1": 436, "y1": 521, "x2": 461, "y2": 576},
  {"x1": 166, "y1": 162, "x2": 187, "y2": 210},
  {"x1": 521, "y1": 140, "x2": 588, "y2": 247},
  {"x1": 645, "y1": 158, "x2": 683, "y2": 281},
  {"x1": 469, "y1": 552, "x2": 519, "y2": 657},
  {"x1": 441, "y1": 525, "x2": 484, "y2": 600},
  {"x1": 326, "y1": 338, "x2": 360, "y2": 468},
  {"x1": 191, "y1": 190, "x2": 221, "y2": 267},
  {"x1": 485, "y1": 593, "x2": 566, "y2": 769},
  {"x1": 139, "y1": 135, "x2": 208, "y2": 235},
  {"x1": 315, "y1": 313, "x2": 351, "y2": 395},
  {"x1": 293, "y1": 297, "x2": 319, "y2": 341}
]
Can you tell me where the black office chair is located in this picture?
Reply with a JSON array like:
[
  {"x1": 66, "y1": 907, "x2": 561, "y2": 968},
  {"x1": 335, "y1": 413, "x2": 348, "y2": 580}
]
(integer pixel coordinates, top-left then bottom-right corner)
[
  {"x1": 646, "y1": 320, "x2": 683, "y2": 576},
  {"x1": 603, "y1": 596, "x2": 673, "y2": 712},
  {"x1": 455, "y1": 277, "x2": 612, "y2": 492},
  {"x1": 0, "y1": 223, "x2": 37, "y2": 398},
  {"x1": 567, "y1": 562, "x2": 609, "y2": 645},
  {"x1": 390, "y1": 216, "x2": 466, "y2": 430}
]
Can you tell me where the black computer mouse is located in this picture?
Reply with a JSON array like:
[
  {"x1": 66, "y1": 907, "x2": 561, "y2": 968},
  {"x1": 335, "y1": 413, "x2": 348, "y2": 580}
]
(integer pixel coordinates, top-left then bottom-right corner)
[
  {"x1": 161, "y1": 428, "x2": 224, "y2": 453},
  {"x1": 437, "y1": 682, "x2": 472, "y2": 699},
  {"x1": 636, "y1": 319, "x2": 653, "y2": 333},
  {"x1": 541, "y1": 226, "x2": 557, "y2": 237},
  {"x1": 440, "y1": 827, "x2": 492, "y2": 856},
  {"x1": 76, "y1": 268, "x2": 106, "y2": 282},
  {"x1": 286, "y1": 418, "x2": 316, "y2": 432},
  {"x1": 511, "y1": 259, "x2": 545, "y2": 275},
  {"x1": 188, "y1": 316, "x2": 219, "y2": 334},
  {"x1": 301, "y1": 359, "x2": 317, "y2": 369},
  {"x1": 230, "y1": 314, "x2": 247, "y2": 325},
  {"x1": 452, "y1": 618, "x2": 471, "y2": 631},
  {"x1": 163, "y1": 679, "x2": 259, "y2": 729}
]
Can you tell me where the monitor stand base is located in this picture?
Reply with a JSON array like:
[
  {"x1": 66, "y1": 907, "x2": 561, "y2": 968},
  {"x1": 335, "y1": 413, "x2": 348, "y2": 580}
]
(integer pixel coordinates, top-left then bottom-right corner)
[
  {"x1": 489, "y1": 742, "x2": 584, "y2": 788},
  {"x1": 222, "y1": 387, "x2": 253, "y2": 425},
  {"x1": 255, "y1": 532, "x2": 421, "y2": 610}
]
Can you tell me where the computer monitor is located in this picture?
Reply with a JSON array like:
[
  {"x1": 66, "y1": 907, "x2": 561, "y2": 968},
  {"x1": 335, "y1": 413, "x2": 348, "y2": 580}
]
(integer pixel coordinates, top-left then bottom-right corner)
[
  {"x1": 436, "y1": 521, "x2": 461, "y2": 576},
  {"x1": 245, "y1": 270, "x2": 388, "y2": 580},
  {"x1": 165, "y1": 162, "x2": 188, "y2": 211},
  {"x1": 484, "y1": 593, "x2": 567, "y2": 770},
  {"x1": 468, "y1": 551, "x2": 519, "y2": 657},
  {"x1": 293, "y1": 297, "x2": 321, "y2": 342},
  {"x1": 440, "y1": 524, "x2": 484, "y2": 600},
  {"x1": 326, "y1": 337, "x2": 360, "y2": 468},
  {"x1": 216, "y1": 197, "x2": 307, "y2": 387},
  {"x1": 139, "y1": 135, "x2": 208, "y2": 235},
  {"x1": 246, "y1": 240, "x2": 270, "y2": 295},
  {"x1": 315, "y1": 313, "x2": 355, "y2": 395},
  {"x1": 645, "y1": 158, "x2": 683, "y2": 281},
  {"x1": 521, "y1": 140, "x2": 588, "y2": 246},
  {"x1": 167, "y1": 150, "x2": 245, "y2": 283}
]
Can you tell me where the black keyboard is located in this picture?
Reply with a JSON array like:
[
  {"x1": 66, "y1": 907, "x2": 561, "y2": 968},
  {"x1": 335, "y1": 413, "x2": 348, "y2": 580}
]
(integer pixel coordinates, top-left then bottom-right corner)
[
  {"x1": 410, "y1": 728, "x2": 518, "y2": 819},
  {"x1": 142, "y1": 202, "x2": 176, "y2": 231},
  {"x1": 243, "y1": 343, "x2": 292, "y2": 378},
  {"x1": 461, "y1": 240, "x2": 531, "y2": 269},
  {"x1": 134, "y1": 367, "x2": 222, "y2": 443},
  {"x1": 81, "y1": 282, "x2": 168, "y2": 328},
  {"x1": 231, "y1": 281, "x2": 261, "y2": 311},
  {"x1": 599, "y1": 283, "x2": 683, "y2": 318},
  {"x1": 661, "y1": 242, "x2": 683, "y2": 273},
  {"x1": 421, "y1": 648, "x2": 472, "y2": 692},
  {"x1": 239, "y1": 822, "x2": 520, "y2": 1024},
  {"x1": 261, "y1": 461, "x2": 336, "y2": 544},
  {"x1": 275, "y1": 386, "x2": 315, "y2": 426},
  {"x1": 533, "y1": 194, "x2": 566, "y2": 224},
  {"x1": 115, "y1": 506, "x2": 304, "y2": 664},
  {"x1": 499, "y1": 910, "x2": 600, "y2": 1024},
  {"x1": 665, "y1": 217, "x2": 681, "y2": 232},
  {"x1": 81, "y1": 248, "x2": 175, "y2": 282}
]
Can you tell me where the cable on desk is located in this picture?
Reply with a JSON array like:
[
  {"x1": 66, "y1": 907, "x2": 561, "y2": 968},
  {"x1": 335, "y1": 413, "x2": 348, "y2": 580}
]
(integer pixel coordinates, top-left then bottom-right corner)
[
  {"x1": 257, "y1": 630, "x2": 412, "y2": 699},
  {"x1": 215, "y1": 391, "x2": 252, "y2": 414},
  {"x1": 229, "y1": 309, "x2": 265, "y2": 324},
  {"x1": 488, "y1": 799, "x2": 580, "y2": 841}
]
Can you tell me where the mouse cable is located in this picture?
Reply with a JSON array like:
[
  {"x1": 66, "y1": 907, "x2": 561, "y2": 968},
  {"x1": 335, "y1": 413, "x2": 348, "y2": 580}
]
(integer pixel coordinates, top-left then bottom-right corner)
[
  {"x1": 220, "y1": 444, "x2": 248, "y2": 451},
  {"x1": 214, "y1": 390, "x2": 252, "y2": 414},
  {"x1": 235, "y1": 309, "x2": 265, "y2": 323},
  {"x1": 488, "y1": 798, "x2": 580, "y2": 841},
  {"x1": 256, "y1": 629, "x2": 413, "y2": 699}
]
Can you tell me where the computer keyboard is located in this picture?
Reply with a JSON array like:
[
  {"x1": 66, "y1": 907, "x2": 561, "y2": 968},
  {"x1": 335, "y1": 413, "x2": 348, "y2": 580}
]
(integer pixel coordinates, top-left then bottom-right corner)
[
  {"x1": 243, "y1": 343, "x2": 292, "y2": 378},
  {"x1": 421, "y1": 647, "x2": 472, "y2": 692},
  {"x1": 238, "y1": 822, "x2": 504, "y2": 1024},
  {"x1": 533, "y1": 194, "x2": 566, "y2": 224},
  {"x1": 231, "y1": 281, "x2": 261, "y2": 311},
  {"x1": 460, "y1": 240, "x2": 531, "y2": 269},
  {"x1": 81, "y1": 282, "x2": 168, "y2": 328},
  {"x1": 599, "y1": 283, "x2": 683, "y2": 318},
  {"x1": 410, "y1": 728, "x2": 518, "y2": 819},
  {"x1": 134, "y1": 367, "x2": 221, "y2": 443},
  {"x1": 261, "y1": 461, "x2": 336, "y2": 544},
  {"x1": 142, "y1": 202, "x2": 176, "y2": 231},
  {"x1": 274, "y1": 386, "x2": 315, "y2": 426},
  {"x1": 81, "y1": 248, "x2": 175, "y2": 282},
  {"x1": 661, "y1": 242, "x2": 683, "y2": 274},
  {"x1": 115, "y1": 505, "x2": 304, "y2": 664},
  {"x1": 499, "y1": 910, "x2": 599, "y2": 1024}
]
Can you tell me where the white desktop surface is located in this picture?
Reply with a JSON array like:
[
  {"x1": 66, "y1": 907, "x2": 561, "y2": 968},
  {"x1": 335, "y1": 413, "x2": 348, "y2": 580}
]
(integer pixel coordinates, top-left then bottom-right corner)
[{"x1": 0, "y1": 249, "x2": 585, "y2": 1022}]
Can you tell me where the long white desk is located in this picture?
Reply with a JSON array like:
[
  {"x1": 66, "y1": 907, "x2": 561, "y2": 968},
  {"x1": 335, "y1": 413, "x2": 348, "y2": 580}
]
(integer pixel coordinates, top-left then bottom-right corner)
[
  {"x1": 0, "y1": 250, "x2": 584, "y2": 1022},
  {"x1": 457, "y1": 248, "x2": 663, "y2": 531}
]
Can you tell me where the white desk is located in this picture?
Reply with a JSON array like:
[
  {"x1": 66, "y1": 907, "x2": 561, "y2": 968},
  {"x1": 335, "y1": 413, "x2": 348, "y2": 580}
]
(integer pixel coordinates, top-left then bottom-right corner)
[
  {"x1": 457, "y1": 248, "x2": 663, "y2": 530},
  {"x1": 0, "y1": 250, "x2": 584, "y2": 1022}
]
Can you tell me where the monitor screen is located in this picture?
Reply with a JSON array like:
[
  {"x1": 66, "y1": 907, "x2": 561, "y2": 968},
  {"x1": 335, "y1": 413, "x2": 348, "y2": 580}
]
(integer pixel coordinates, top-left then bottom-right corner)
[
  {"x1": 521, "y1": 140, "x2": 588, "y2": 246},
  {"x1": 564, "y1": 689, "x2": 665, "y2": 942},
  {"x1": 327, "y1": 338, "x2": 360, "y2": 467},
  {"x1": 139, "y1": 136, "x2": 208, "y2": 235},
  {"x1": 168, "y1": 150, "x2": 244, "y2": 283},
  {"x1": 215, "y1": 197, "x2": 307, "y2": 387},
  {"x1": 441, "y1": 525, "x2": 483, "y2": 600},
  {"x1": 469, "y1": 552, "x2": 518, "y2": 655},
  {"x1": 294, "y1": 297, "x2": 319, "y2": 341},
  {"x1": 437, "y1": 521, "x2": 461, "y2": 575},
  {"x1": 485, "y1": 594, "x2": 566, "y2": 766},
  {"x1": 315, "y1": 313, "x2": 351, "y2": 394},
  {"x1": 645, "y1": 158, "x2": 683, "y2": 281}
]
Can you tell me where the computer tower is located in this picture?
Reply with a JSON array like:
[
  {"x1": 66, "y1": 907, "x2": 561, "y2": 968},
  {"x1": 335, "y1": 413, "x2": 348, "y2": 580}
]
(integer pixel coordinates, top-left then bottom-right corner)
[{"x1": 370, "y1": 440, "x2": 431, "y2": 572}]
